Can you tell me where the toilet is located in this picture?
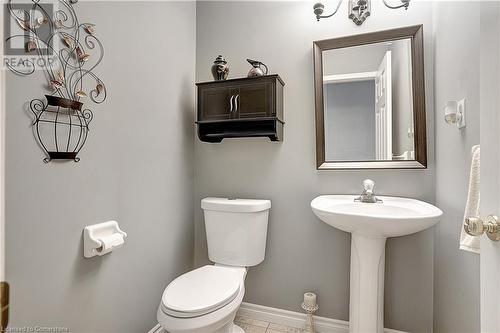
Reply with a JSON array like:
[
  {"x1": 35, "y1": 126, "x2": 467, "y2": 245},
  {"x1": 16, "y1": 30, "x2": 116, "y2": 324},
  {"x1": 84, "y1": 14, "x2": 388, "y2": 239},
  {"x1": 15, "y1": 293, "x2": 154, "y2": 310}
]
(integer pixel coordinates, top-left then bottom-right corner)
[{"x1": 157, "y1": 197, "x2": 271, "y2": 333}]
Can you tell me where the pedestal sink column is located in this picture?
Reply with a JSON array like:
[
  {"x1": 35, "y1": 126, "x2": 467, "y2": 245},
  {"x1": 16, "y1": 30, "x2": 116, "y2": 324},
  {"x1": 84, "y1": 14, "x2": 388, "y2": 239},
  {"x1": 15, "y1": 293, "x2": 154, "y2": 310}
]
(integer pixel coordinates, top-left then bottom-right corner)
[{"x1": 349, "y1": 233, "x2": 387, "y2": 333}]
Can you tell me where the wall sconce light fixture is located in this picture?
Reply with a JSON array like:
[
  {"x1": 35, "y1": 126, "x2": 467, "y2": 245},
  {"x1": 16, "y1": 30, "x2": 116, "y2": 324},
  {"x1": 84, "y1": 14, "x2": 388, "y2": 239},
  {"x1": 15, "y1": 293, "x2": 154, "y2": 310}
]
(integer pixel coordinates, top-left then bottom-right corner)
[
  {"x1": 313, "y1": 0, "x2": 411, "y2": 25},
  {"x1": 444, "y1": 99, "x2": 466, "y2": 129}
]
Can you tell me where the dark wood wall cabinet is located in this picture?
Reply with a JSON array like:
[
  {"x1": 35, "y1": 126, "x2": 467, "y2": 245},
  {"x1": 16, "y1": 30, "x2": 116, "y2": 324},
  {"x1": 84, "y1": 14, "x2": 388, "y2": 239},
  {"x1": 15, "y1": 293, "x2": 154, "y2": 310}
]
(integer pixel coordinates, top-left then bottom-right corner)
[{"x1": 196, "y1": 75, "x2": 285, "y2": 143}]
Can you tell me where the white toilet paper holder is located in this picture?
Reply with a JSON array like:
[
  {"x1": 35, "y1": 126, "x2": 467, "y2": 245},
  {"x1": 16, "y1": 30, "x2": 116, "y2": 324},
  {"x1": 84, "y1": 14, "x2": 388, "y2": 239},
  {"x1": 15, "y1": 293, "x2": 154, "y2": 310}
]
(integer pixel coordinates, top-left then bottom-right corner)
[{"x1": 83, "y1": 221, "x2": 127, "y2": 258}]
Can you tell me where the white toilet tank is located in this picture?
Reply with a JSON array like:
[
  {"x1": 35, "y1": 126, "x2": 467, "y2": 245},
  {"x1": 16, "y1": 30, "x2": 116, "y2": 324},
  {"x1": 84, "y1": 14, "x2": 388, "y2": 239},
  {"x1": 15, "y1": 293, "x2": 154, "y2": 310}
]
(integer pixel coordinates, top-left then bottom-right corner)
[{"x1": 201, "y1": 197, "x2": 271, "y2": 267}]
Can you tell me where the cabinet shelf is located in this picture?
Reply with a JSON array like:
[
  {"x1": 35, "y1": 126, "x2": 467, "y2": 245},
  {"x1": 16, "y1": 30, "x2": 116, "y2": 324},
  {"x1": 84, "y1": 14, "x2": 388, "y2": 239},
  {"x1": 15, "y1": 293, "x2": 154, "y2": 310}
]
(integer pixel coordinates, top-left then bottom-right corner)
[
  {"x1": 196, "y1": 117, "x2": 284, "y2": 125},
  {"x1": 196, "y1": 75, "x2": 284, "y2": 143},
  {"x1": 197, "y1": 117, "x2": 283, "y2": 143}
]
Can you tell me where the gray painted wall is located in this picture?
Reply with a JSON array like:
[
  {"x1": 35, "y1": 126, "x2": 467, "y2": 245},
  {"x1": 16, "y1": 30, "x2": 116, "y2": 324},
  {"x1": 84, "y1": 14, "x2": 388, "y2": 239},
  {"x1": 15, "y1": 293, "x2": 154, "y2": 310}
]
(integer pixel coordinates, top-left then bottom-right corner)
[
  {"x1": 5, "y1": 2, "x2": 196, "y2": 332},
  {"x1": 195, "y1": 2, "x2": 436, "y2": 332},
  {"x1": 433, "y1": 2, "x2": 481, "y2": 332},
  {"x1": 324, "y1": 80, "x2": 376, "y2": 161}
]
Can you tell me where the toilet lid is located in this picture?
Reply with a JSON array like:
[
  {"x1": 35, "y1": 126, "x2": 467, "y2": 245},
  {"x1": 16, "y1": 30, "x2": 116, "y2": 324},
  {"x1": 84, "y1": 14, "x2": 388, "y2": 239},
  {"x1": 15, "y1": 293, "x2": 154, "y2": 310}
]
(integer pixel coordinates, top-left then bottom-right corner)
[{"x1": 161, "y1": 265, "x2": 244, "y2": 318}]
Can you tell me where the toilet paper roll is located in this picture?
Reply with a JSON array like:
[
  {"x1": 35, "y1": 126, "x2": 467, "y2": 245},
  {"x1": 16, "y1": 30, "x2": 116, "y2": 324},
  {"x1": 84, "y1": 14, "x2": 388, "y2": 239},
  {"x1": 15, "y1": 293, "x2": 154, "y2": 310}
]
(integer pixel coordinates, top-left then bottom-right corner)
[
  {"x1": 96, "y1": 234, "x2": 125, "y2": 256},
  {"x1": 304, "y1": 292, "x2": 317, "y2": 307}
]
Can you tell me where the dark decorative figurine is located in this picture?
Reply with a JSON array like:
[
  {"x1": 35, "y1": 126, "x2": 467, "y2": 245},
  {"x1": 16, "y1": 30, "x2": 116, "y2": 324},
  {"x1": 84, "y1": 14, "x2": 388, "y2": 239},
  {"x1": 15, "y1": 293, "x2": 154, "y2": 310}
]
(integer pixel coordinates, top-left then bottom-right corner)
[
  {"x1": 5, "y1": 0, "x2": 106, "y2": 163},
  {"x1": 247, "y1": 59, "x2": 268, "y2": 77},
  {"x1": 211, "y1": 55, "x2": 229, "y2": 81}
]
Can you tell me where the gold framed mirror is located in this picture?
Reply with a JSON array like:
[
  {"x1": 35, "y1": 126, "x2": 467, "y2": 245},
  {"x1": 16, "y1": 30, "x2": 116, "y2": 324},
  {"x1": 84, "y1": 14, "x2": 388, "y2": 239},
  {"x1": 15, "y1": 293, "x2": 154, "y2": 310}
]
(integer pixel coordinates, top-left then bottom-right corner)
[{"x1": 313, "y1": 25, "x2": 426, "y2": 170}]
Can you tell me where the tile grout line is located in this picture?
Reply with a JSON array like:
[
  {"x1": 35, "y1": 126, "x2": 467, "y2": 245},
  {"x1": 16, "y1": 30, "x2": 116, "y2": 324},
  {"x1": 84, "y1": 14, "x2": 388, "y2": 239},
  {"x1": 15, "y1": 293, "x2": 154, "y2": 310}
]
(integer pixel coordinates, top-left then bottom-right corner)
[{"x1": 236, "y1": 314, "x2": 304, "y2": 333}]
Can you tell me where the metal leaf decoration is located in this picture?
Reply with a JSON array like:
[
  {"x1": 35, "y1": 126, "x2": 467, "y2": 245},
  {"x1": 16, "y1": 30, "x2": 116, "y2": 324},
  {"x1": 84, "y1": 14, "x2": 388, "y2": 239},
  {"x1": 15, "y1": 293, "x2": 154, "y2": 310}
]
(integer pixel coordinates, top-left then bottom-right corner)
[
  {"x1": 57, "y1": 71, "x2": 65, "y2": 83},
  {"x1": 76, "y1": 90, "x2": 87, "y2": 98},
  {"x1": 25, "y1": 40, "x2": 37, "y2": 52},
  {"x1": 76, "y1": 47, "x2": 90, "y2": 62},
  {"x1": 5, "y1": 0, "x2": 107, "y2": 162},
  {"x1": 36, "y1": 16, "x2": 48, "y2": 26},
  {"x1": 50, "y1": 80, "x2": 64, "y2": 90},
  {"x1": 83, "y1": 24, "x2": 95, "y2": 35},
  {"x1": 62, "y1": 35, "x2": 74, "y2": 48},
  {"x1": 96, "y1": 83, "x2": 103, "y2": 95},
  {"x1": 16, "y1": 18, "x2": 30, "y2": 31}
]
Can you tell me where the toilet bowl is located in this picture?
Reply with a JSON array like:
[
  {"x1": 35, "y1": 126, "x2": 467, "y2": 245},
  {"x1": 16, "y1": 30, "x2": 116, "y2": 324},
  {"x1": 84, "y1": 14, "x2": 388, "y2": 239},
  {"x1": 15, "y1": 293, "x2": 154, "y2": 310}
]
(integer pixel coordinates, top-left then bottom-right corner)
[
  {"x1": 157, "y1": 265, "x2": 247, "y2": 333},
  {"x1": 157, "y1": 197, "x2": 271, "y2": 333}
]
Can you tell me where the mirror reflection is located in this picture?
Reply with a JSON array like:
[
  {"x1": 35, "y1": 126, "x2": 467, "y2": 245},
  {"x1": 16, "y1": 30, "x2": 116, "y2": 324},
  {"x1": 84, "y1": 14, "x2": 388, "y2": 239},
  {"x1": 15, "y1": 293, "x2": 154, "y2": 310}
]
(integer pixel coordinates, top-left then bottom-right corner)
[{"x1": 322, "y1": 38, "x2": 415, "y2": 162}]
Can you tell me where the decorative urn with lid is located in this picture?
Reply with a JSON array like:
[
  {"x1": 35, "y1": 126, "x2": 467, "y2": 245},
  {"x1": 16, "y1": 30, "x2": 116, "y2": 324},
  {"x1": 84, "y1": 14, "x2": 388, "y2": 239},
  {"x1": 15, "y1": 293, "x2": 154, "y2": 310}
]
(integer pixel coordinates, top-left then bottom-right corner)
[{"x1": 211, "y1": 55, "x2": 230, "y2": 81}]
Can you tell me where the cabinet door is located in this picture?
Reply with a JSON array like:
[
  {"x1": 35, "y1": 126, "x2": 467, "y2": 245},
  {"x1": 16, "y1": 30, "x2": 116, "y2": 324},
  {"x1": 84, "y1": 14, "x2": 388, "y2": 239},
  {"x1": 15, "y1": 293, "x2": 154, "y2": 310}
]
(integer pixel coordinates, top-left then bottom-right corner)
[
  {"x1": 199, "y1": 86, "x2": 236, "y2": 121},
  {"x1": 236, "y1": 82, "x2": 274, "y2": 119}
]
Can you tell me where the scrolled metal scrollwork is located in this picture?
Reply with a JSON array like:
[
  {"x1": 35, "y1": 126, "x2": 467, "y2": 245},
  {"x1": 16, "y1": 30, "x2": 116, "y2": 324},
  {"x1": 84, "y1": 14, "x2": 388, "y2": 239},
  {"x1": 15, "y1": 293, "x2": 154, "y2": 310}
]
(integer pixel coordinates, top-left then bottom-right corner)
[{"x1": 5, "y1": 0, "x2": 106, "y2": 162}]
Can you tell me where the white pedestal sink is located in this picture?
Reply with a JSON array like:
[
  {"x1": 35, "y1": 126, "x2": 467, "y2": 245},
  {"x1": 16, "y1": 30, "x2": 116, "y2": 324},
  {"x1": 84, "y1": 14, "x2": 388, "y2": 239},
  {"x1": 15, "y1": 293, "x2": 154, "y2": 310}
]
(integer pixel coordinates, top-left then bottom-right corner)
[{"x1": 311, "y1": 195, "x2": 442, "y2": 333}]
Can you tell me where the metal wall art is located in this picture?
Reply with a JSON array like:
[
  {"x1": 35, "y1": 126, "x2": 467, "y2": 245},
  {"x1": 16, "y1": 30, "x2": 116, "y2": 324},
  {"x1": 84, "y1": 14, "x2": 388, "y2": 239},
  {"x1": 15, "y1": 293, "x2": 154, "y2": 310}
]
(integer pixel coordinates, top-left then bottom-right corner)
[{"x1": 5, "y1": 0, "x2": 106, "y2": 163}]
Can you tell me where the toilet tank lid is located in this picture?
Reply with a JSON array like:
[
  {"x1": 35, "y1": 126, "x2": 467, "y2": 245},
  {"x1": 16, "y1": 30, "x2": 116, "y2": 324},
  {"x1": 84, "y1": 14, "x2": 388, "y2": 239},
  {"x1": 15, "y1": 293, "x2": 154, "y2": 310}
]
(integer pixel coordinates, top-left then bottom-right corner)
[{"x1": 201, "y1": 197, "x2": 271, "y2": 213}]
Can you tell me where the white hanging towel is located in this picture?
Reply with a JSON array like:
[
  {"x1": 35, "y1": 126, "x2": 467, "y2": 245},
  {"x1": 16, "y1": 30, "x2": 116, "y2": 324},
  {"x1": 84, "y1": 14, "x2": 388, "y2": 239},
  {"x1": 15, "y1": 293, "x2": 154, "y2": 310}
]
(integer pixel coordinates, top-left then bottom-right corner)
[{"x1": 460, "y1": 145, "x2": 481, "y2": 254}]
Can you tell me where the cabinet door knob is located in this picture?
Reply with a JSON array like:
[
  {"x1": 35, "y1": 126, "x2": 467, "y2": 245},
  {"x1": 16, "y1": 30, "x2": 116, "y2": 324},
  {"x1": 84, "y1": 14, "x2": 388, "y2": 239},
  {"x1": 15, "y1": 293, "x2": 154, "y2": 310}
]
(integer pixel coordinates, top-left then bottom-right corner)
[
  {"x1": 235, "y1": 95, "x2": 240, "y2": 112},
  {"x1": 229, "y1": 95, "x2": 235, "y2": 113},
  {"x1": 465, "y1": 215, "x2": 500, "y2": 241}
]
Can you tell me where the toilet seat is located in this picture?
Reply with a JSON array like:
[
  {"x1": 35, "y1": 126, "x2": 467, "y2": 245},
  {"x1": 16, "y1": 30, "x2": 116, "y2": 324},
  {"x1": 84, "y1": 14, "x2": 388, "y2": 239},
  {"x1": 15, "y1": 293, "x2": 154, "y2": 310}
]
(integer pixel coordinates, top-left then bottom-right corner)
[{"x1": 161, "y1": 265, "x2": 245, "y2": 318}]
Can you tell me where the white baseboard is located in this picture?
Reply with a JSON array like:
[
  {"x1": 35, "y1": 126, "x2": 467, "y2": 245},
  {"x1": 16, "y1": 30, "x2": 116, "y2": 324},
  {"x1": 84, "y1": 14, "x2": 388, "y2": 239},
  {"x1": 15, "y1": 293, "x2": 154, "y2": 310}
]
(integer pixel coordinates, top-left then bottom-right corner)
[
  {"x1": 237, "y1": 302, "x2": 408, "y2": 333},
  {"x1": 148, "y1": 302, "x2": 408, "y2": 333}
]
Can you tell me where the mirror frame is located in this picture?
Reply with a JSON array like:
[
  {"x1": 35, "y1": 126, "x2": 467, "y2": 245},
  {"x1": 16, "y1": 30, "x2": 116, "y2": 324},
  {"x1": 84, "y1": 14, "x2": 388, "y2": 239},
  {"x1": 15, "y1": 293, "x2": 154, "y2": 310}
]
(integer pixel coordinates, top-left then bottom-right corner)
[{"x1": 313, "y1": 25, "x2": 427, "y2": 170}]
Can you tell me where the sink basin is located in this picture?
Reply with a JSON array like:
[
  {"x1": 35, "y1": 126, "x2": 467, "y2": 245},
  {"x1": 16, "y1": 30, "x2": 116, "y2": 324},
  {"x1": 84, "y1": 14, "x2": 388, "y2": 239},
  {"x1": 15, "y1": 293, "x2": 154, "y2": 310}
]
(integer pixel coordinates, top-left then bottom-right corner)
[
  {"x1": 311, "y1": 195, "x2": 443, "y2": 237},
  {"x1": 311, "y1": 194, "x2": 442, "y2": 333}
]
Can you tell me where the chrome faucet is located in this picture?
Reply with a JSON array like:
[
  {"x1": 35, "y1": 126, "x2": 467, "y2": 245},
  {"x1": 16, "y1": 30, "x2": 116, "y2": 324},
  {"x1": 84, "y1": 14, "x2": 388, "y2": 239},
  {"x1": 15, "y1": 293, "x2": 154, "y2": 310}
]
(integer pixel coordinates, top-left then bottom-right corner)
[{"x1": 355, "y1": 179, "x2": 382, "y2": 203}]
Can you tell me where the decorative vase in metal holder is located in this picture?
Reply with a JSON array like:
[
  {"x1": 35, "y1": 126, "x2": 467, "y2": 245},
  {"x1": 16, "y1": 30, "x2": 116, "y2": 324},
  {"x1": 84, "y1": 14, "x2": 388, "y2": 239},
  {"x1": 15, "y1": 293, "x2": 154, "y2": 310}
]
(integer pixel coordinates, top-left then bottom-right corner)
[
  {"x1": 5, "y1": 0, "x2": 106, "y2": 163},
  {"x1": 31, "y1": 95, "x2": 93, "y2": 163}
]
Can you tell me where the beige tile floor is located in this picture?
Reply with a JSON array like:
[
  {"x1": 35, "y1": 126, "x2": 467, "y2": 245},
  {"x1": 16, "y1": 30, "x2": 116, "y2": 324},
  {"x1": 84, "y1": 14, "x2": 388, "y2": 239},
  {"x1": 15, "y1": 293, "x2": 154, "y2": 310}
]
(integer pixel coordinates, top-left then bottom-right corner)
[{"x1": 234, "y1": 315, "x2": 304, "y2": 333}]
